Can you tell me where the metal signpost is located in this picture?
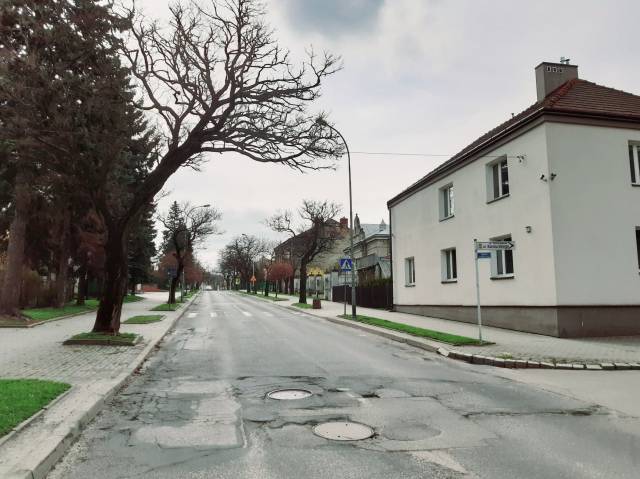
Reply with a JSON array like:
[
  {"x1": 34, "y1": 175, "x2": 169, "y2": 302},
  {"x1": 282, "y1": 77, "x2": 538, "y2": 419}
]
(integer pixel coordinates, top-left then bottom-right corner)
[
  {"x1": 340, "y1": 258, "x2": 353, "y2": 317},
  {"x1": 473, "y1": 239, "x2": 515, "y2": 343}
]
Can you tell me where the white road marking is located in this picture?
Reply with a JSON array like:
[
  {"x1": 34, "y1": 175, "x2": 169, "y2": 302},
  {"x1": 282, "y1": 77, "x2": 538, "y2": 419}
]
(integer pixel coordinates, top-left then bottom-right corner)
[
  {"x1": 210, "y1": 312, "x2": 217, "y2": 318},
  {"x1": 188, "y1": 313, "x2": 197, "y2": 318},
  {"x1": 241, "y1": 311, "x2": 252, "y2": 317}
]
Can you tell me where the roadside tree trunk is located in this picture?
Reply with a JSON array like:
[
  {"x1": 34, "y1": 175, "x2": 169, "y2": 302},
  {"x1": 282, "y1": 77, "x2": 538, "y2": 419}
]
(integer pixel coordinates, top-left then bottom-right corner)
[
  {"x1": 92, "y1": 229, "x2": 128, "y2": 334},
  {"x1": 298, "y1": 262, "x2": 308, "y2": 304},
  {"x1": 0, "y1": 167, "x2": 31, "y2": 317},
  {"x1": 168, "y1": 261, "x2": 183, "y2": 304},
  {"x1": 54, "y1": 214, "x2": 71, "y2": 308}
]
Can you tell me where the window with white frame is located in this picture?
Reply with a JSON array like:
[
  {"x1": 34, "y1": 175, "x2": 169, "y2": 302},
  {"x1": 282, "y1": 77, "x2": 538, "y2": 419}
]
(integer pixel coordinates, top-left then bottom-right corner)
[
  {"x1": 441, "y1": 248, "x2": 457, "y2": 282},
  {"x1": 405, "y1": 257, "x2": 416, "y2": 286},
  {"x1": 439, "y1": 184, "x2": 454, "y2": 219},
  {"x1": 488, "y1": 157, "x2": 510, "y2": 200},
  {"x1": 491, "y1": 235, "x2": 514, "y2": 278},
  {"x1": 636, "y1": 227, "x2": 640, "y2": 270},
  {"x1": 629, "y1": 144, "x2": 640, "y2": 185}
]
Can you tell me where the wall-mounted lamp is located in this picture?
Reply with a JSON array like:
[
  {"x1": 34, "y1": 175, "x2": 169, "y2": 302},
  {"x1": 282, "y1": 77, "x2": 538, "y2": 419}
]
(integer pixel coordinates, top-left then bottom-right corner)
[
  {"x1": 525, "y1": 225, "x2": 532, "y2": 233},
  {"x1": 540, "y1": 174, "x2": 547, "y2": 182},
  {"x1": 516, "y1": 155, "x2": 527, "y2": 163},
  {"x1": 550, "y1": 173, "x2": 557, "y2": 181}
]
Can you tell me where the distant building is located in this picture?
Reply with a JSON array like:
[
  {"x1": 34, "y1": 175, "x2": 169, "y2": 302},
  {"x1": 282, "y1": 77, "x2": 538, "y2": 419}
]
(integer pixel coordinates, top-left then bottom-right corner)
[
  {"x1": 346, "y1": 214, "x2": 391, "y2": 284},
  {"x1": 273, "y1": 217, "x2": 349, "y2": 296},
  {"x1": 388, "y1": 61, "x2": 640, "y2": 337}
]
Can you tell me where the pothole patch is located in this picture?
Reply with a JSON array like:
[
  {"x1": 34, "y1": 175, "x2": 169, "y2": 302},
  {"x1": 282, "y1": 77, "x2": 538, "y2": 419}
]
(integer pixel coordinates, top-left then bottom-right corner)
[
  {"x1": 313, "y1": 421, "x2": 375, "y2": 441},
  {"x1": 267, "y1": 389, "x2": 313, "y2": 400}
]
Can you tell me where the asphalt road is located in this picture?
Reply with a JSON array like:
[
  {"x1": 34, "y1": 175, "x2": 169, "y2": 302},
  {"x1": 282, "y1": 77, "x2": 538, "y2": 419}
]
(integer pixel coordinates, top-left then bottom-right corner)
[{"x1": 49, "y1": 291, "x2": 640, "y2": 479}]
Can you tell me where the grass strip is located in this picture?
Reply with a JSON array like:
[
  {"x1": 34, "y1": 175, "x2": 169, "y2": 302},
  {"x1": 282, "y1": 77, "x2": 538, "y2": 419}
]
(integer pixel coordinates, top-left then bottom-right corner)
[
  {"x1": 239, "y1": 291, "x2": 288, "y2": 302},
  {"x1": 292, "y1": 302, "x2": 312, "y2": 309},
  {"x1": 0, "y1": 379, "x2": 71, "y2": 437},
  {"x1": 150, "y1": 302, "x2": 182, "y2": 311},
  {"x1": 123, "y1": 315, "x2": 164, "y2": 324},
  {"x1": 338, "y1": 314, "x2": 487, "y2": 346},
  {"x1": 65, "y1": 331, "x2": 139, "y2": 346}
]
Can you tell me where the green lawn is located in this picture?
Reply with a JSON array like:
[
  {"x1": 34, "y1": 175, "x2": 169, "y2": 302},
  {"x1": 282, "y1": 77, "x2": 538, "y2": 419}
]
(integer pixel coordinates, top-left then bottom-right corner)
[
  {"x1": 65, "y1": 331, "x2": 139, "y2": 345},
  {"x1": 338, "y1": 314, "x2": 487, "y2": 346},
  {"x1": 0, "y1": 379, "x2": 71, "y2": 437},
  {"x1": 21, "y1": 299, "x2": 100, "y2": 321},
  {"x1": 150, "y1": 302, "x2": 182, "y2": 311},
  {"x1": 292, "y1": 302, "x2": 312, "y2": 309},
  {"x1": 123, "y1": 315, "x2": 164, "y2": 324},
  {"x1": 123, "y1": 295, "x2": 144, "y2": 303},
  {"x1": 21, "y1": 295, "x2": 142, "y2": 322}
]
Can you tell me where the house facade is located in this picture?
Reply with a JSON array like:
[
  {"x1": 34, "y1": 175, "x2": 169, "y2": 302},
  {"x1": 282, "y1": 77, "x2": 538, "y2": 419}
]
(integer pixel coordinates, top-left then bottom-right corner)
[
  {"x1": 388, "y1": 61, "x2": 640, "y2": 337},
  {"x1": 346, "y1": 214, "x2": 391, "y2": 284}
]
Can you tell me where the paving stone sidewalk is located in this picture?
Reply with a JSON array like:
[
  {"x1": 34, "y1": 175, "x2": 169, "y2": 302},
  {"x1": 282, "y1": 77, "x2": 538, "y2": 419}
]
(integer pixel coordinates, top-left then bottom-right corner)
[
  {"x1": 257, "y1": 293, "x2": 640, "y2": 364},
  {"x1": 0, "y1": 291, "x2": 195, "y2": 479}
]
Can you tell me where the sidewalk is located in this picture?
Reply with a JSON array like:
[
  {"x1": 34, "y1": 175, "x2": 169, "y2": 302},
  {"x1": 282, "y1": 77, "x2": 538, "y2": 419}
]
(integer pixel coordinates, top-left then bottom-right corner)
[
  {"x1": 0, "y1": 292, "x2": 195, "y2": 479},
  {"x1": 259, "y1": 293, "x2": 640, "y2": 364}
]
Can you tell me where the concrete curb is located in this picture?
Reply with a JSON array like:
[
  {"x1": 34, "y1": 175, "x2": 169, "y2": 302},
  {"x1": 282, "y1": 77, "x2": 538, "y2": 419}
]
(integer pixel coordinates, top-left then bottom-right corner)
[
  {"x1": 246, "y1": 295, "x2": 640, "y2": 373},
  {"x1": 0, "y1": 388, "x2": 72, "y2": 450},
  {"x1": 1, "y1": 294, "x2": 198, "y2": 479}
]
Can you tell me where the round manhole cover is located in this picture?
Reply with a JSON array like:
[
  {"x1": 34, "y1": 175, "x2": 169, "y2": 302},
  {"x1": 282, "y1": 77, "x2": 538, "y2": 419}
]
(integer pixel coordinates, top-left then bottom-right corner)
[
  {"x1": 313, "y1": 421, "x2": 374, "y2": 441},
  {"x1": 267, "y1": 389, "x2": 313, "y2": 400}
]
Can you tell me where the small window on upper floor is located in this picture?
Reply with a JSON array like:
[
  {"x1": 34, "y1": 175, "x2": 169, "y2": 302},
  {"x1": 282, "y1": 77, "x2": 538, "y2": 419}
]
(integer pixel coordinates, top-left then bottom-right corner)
[
  {"x1": 629, "y1": 144, "x2": 640, "y2": 185},
  {"x1": 439, "y1": 184, "x2": 454, "y2": 220},
  {"x1": 487, "y1": 157, "x2": 509, "y2": 201}
]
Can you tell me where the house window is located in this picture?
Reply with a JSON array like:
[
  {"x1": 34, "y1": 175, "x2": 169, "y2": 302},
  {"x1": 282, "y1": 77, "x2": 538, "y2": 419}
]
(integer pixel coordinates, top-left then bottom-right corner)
[
  {"x1": 491, "y1": 235, "x2": 514, "y2": 278},
  {"x1": 629, "y1": 144, "x2": 640, "y2": 185},
  {"x1": 405, "y1": 257, "x2": 415, "y2": 286},
  {"x1": 488, "y1": 157, "x2": 509, "y2": 200},
  {"x1": 636, "y1": 228, "x2": 640, "y2": 270},
  {"x1": 440, "y1": 184, "x2": 454, "y2": 220},
  {"x1": 442, "y1": 248, "x2": 457, "y2": 282}
]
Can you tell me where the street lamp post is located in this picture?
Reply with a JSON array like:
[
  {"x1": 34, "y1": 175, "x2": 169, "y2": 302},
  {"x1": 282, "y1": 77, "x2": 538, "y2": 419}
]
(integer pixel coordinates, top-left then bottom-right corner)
[
  {"x1": 316, "y1": 118, "x2": 356, "y2": 319},
  {"x1": 181, "y1": 203, "x2": 210, "y2": 302}
]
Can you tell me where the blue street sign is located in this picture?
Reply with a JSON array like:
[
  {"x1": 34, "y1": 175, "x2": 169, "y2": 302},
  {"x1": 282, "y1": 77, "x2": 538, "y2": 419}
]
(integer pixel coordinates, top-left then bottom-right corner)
[
  {"x1": 477, "y1": 252, "x2": 491, "y2": 259},
  {"x1": 339, "y1": 258, "x2": 353, "y2": 272}
]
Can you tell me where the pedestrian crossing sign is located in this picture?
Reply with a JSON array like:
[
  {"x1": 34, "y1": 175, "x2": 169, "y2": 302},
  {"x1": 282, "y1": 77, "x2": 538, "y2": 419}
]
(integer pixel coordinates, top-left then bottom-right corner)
[{"x1": 339, "y1": 258, "x2": 353, "y2": 272}]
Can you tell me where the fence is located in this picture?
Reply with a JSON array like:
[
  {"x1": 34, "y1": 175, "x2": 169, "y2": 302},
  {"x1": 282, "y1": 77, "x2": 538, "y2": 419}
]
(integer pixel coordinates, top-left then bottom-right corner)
[{"x1": 332, "y1": 282, "x2": 392, "y2": 310}]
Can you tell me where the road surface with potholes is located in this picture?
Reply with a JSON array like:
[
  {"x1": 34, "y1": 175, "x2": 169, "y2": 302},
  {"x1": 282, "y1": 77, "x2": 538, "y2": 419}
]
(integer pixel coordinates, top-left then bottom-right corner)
[{"x1": 49, "y1": 291, "x2": 640, "y2": 478}]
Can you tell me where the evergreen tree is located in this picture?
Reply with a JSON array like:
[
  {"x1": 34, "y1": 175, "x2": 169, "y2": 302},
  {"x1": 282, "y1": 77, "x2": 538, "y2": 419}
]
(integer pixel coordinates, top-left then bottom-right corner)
[{"x1": 127, "y1": 206, "x2": 157, "y2": 295}]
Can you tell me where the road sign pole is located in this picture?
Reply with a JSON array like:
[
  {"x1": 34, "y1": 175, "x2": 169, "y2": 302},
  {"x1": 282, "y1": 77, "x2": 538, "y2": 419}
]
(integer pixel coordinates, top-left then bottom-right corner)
[
  {"x1": 474, "y1": 239, "x2": 483, "y2": 343},
  {"x1": 343, "y1": 271, "x2": 347, "y2": 316}
]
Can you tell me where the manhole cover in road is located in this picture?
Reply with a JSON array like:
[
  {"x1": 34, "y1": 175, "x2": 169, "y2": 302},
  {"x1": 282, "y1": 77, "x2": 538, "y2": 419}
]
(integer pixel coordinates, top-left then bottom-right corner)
[
  {"x1": 313, "y1": 421, "x2": 374, "y2": 441},
  {"x1": 267, "y1": 389, "x2": 313, "y2": 400}
]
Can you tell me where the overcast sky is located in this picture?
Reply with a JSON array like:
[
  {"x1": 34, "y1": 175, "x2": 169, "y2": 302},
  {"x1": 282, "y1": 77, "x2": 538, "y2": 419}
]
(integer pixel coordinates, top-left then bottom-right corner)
[{"x1": 139, "y1": 0, "x2": 640, "y2": 268}]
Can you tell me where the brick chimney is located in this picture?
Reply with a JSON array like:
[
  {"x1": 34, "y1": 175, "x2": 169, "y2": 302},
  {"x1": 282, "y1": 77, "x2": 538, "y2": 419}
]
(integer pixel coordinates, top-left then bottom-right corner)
[
  {"x1": 339, "y1": 217, "x2": 348, "y2": 229},
  {"x1": 535, "y1": 61, "x2": 578, "y2": 101}
]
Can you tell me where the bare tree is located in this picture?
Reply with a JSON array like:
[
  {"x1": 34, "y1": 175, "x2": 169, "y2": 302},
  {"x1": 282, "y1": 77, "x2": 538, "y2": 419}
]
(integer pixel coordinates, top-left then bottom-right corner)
[
  {"x1": 219, "y1": 235, "x2": 270, "y2": 292},
  {"x1": 158, "y1": 202, "x2": 222, "y2": 304},
  {"x1": 89, "y1": 0, "x2": 341, "y2": 333},
  {"x1": 267, "y1": 200, "x2": 342, "y2": 304}
]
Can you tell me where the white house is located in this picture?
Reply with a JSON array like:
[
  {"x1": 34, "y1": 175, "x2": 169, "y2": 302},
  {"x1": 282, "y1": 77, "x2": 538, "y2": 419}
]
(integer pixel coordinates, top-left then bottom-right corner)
[{"x1": 388, "y1": 61, "x2": 640, "y2": 337}]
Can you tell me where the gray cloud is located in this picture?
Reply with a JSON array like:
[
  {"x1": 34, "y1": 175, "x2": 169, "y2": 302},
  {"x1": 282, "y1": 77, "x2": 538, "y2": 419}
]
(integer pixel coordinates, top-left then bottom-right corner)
[{"x1": 276, "y1": 0, "x2": 384, "y2": 35}]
